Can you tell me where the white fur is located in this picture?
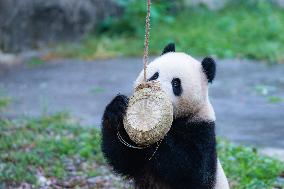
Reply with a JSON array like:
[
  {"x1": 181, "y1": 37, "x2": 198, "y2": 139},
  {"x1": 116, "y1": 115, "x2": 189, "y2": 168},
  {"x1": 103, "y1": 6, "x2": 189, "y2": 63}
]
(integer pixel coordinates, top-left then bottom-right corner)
[
  {"x1": 215, "y1": 159, "x2": 230, "y2": 189},
  {"x1": 134, "y1": 52, "x2": 229, "y2": 188},
  {"x1": 134, "y1": 52, "x2": 215, "y2": 121}
]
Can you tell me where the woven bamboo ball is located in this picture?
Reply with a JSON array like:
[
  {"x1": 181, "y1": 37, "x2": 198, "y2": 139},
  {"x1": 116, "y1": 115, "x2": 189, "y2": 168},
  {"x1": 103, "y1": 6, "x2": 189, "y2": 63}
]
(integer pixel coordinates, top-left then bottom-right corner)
[{"x1": 123, "y1": 81, "x2": 173, "y2": 147}]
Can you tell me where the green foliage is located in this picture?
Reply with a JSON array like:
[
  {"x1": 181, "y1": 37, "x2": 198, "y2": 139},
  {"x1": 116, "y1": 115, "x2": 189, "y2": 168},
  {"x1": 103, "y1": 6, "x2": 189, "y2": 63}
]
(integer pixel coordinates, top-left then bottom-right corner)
[
  {"x1": 268, "y1": 96, "x2": 283, "y2": 103},
  {"x1": 218, "y1": 139, "x2": 284, "y2": 189},
  {"x1": 254, "y1": 85, "x2": 272, "y2": 96},
  {"x1": 99, "y1": 0, "x2": 174, "y2": 36},
  {"x1": 0, "y1": 114, "x2": 283, "y2": 188},
  {"x1": 0, "y1": 113, "x2": 104, "y2": 186},
  {"x1": 254, "y1": 84, "x2": 283, "y2": 103},
  {"x1": 54, "y1": 2, "x2": 284, "y2": 63},
  {"x1": 0, "y1": 97, "x2": 11, "y2": 111},
  {"x1": 90, "y1": 87, "x2": 106, "y2": 95},
  {"x1": 28, "y1": 57, "x2": 45, "y2": 68}
]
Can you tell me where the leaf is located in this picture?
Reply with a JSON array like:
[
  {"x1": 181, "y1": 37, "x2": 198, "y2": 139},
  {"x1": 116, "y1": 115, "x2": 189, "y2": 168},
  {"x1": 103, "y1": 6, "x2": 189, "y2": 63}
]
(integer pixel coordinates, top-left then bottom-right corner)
[
  {"x1": 268, "y1": 96, "x2": 283, "y2": 103},
  {"x1": 90, "y1": 87, "x2": 105, "y2": 94}
]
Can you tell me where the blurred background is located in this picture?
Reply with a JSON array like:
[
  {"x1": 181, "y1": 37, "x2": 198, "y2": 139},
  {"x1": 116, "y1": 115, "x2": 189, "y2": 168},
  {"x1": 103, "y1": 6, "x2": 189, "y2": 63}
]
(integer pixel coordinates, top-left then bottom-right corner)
[{"x1": 0, "y1": 0, "x2": 284, "y2": 188}]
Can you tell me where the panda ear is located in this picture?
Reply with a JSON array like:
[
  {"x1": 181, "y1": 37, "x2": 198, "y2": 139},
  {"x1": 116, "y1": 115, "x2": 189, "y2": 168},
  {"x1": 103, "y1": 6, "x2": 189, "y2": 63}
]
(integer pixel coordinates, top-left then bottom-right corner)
[
  {"x1": 201, "y1": 57, "x2": 216, "y2": 83},
  {"x1": 161, "y1": 43, "x2": 175, "y2": 55}
]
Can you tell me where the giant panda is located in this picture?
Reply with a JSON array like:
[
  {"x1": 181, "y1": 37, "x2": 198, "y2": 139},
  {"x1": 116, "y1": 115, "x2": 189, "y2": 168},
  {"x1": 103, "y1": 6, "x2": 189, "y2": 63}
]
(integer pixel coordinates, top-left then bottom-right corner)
[{"x1": 101, "y1": 43, "x2": 230, "y2": 189}]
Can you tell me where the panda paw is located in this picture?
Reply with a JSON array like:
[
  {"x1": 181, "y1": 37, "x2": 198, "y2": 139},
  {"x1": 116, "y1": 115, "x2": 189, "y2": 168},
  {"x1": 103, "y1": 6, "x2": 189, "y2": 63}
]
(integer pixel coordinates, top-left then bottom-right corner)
[{"x1": 103, "y1": 94, "x2": 129, "y2": 129}]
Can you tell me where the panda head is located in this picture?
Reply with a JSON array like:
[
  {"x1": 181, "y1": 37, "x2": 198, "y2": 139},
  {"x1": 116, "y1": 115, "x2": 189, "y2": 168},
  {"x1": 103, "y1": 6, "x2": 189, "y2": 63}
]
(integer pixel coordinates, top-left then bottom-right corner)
[{"x1": 134, "y1": 43, "x2": 216, "y2": 121}]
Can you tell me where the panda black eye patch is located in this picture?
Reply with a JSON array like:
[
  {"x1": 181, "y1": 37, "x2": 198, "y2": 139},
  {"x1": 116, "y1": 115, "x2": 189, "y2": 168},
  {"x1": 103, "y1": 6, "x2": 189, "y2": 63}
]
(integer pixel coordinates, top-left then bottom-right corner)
[
  {"x1": 172, "y1": 78, "x2": 182, "y2": 96},
  {"x1": 148, "y1": 72, "x2": 159, "y2": 81}
]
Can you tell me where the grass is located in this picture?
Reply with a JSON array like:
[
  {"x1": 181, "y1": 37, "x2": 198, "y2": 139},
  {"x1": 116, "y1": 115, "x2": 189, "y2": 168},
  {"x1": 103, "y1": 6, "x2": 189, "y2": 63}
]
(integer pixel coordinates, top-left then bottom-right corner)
[
  {"x1": 27, "y1": 57, "x2": 45, "y2": 68},
  {"x1": 254, "y1": 84, "x2": 283, "y2": 104},
  {"x1": 0, "y1": 96, "x2": 11, "y2": 111},
  {"x1": 0, "y1": 113, "x2": 283, "y2": 188},
  {"x1": 218, "y1": 140, "x2": 284, "y2": 189},
  {"x1": 89, "y1": 87, "x2": 106, "y2": 95},
  {"x1": 0, "y1": 113, "x2": 105, "y2": 188},
  {"x1": 52, "y1": 3, "x2": 284, "y2": 63},
  {"x1": 268, "y1": 96, "x2": 283, "y2": 103}
]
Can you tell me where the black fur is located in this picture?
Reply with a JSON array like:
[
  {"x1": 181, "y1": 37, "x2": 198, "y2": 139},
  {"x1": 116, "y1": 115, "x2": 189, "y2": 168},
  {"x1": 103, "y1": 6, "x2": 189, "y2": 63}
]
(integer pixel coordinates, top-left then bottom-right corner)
[
  {"x1": 162, "y1": 43, "x2": 176, "y2": 55},
  {"x1": 101, "y1": 95, "x2": 217, "y2": 189},
  {"x1": 171, "y1": 78, "x2": 182, "y2": 96},
  {"x1": 101, "y1": 95, "x2": 156, "y2": 177},
  {"x1": 148, "y1": 72, "x2": 159, "y2": 81},
  {"x1": 201, "y1": 57, "x2": 216, "y2": 83}
]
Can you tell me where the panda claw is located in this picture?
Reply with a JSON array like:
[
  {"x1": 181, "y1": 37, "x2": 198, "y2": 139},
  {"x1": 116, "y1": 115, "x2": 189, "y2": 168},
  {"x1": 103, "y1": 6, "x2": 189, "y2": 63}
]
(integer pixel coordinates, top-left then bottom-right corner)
[{"x1": 103, "y1": 94, "x2": 129, "y2": 128}]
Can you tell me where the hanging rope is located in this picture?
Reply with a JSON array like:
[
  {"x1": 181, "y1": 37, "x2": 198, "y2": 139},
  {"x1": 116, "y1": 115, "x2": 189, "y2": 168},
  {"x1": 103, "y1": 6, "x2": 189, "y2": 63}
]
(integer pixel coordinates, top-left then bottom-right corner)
[
  {"x1": 143, "y1": 0, "x2": 151, "y2": 82},
  {"x1": 114, "y1": 0, "x2": 176, "y2": 164}
]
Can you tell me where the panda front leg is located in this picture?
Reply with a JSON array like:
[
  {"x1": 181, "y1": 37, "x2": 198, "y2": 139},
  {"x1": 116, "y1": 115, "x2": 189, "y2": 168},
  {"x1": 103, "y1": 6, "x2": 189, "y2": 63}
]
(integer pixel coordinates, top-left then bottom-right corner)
[
  {"x1": 148, "y1": 120, "x2": 218, "y2": 189},
  {"x1": 101, "y1": 94, "x2": 149, "y2": 177}
]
